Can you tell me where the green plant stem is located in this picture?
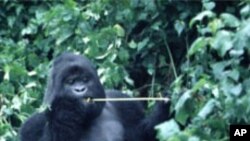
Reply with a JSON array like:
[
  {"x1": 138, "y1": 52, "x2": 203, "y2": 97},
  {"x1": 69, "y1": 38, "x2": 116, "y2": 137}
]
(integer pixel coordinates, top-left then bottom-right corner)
[{"x1": 161, "y1": 30, "x2": 178, "y2": 78}]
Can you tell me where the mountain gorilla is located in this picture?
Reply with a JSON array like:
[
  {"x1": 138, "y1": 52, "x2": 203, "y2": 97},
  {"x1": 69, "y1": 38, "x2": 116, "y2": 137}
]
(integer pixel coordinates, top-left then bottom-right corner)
[{"x1": 20, "y1": 52, "x2": 169, "y2": 141}]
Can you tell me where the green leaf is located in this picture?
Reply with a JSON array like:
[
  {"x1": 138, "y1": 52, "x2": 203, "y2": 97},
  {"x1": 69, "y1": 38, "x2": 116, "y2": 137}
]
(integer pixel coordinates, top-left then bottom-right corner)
[
  {"x1": 151, "y1": 21, "x2": 162, "y2": 31},
  {"x1": 84, "y1": 45, "x2": 99, "y2": 57},
  {"x1": 227, "y1": 69, "x2": 240, "y2": 81},
  {"x1": 27, "y1": 54, "x2": 40, "y2": 68},
  {"x1": 0, "y1": 124, "x2": 9, "y2": 136},
  {"x1": 209, "y1": 19, "x2": 223, "y2": 34},
  {"x1": 0, "y1": 81, "x2": 15, "y2": 94},
  {"x1": 190, "y1": 11, "x2": 215, "y2": 27},
  {"x1": 56, "y1": 28, "x2": 73, "y2": 45},
  {"x1": 64, "y1": 0, "x2": 76, "y2": 8},
  {"x1": 175, "y1": 90, "x2": 192, "y2": 125},
  {"x1": 188, "y1": 37, "x2": 207, "y2": 56},
  {"x1": 192, "y1": 78, "x2": 207, "y2": 92},
  {"x1": 234, "y1": 22, "x2": 250, "y2": 50},
  {"x1": 188, "y1": 136, "x2": 200, "y2": 141},
  {"x1": 212, "y1": 86, "x2": 220, "y2": 98},
  {"x1": 240, "y1": 5, "x2": 250, "y2": 18},
  {"x1": 7, "y1": 16, "x2": 15, "y2": 28},
  {"x1": 118, "y1": 48, "x2": 129, "y2": 62},
  {"x1": 175, "y1": 91, "x2": 191, "y2": 112},
  {"x1": 211, "y1": 30, "x2": 233, "y2": 57},
  {"x1": 174, "y1": 20, "x2": 185, "y2": 36},
  {"x1": 221, "y1": 80, "x2": 242, "y2": 97},
  {"x1": 3, "y1": 65, "x2": 11, "y2": 80},
  {"x1": 220, "y1": 13, "x2": 240, "y2": 28},
  {"x1": 114, "y1": 24, "x2": 125, "y2": 37},
  {"x1": 155, "y1": 119, "x2": 180, "y2": 141},
  {"x1": 229, "y1": 49, "x2": 244, "y2": 57},
  {"x1": 230, "y1": 84, "x2": 242, "y2": 96},
  {"x1": 11, "y1": 96, "x2": 22, "y2": 110},
  {"x1": 211, "y1": 61, "x2": 229, "y2": 80},
  {"x1": 198, "y1": 99, "x2": 216, "y2": 119},
  {"x1": 21, "y1": 25, "x2": 34, "y2": 36},
  {"x1": 137, "y1": 38, "x2": 149, "y2": 51},
  {"x1": 147, "y1": 63, "x2": 154, "y2": 75},
  {"x1": 124, "y1": 75, "x2": 134, "y2": 86},
  {"x1": 243, "y1": 78, "x2": 250, "y2": 94},
  {"x1": 203, "y1": 1, "x2": 215, "y2": 10},
  {"x1": 128, "y1": 40, "x2": 137, "y2": 49}
]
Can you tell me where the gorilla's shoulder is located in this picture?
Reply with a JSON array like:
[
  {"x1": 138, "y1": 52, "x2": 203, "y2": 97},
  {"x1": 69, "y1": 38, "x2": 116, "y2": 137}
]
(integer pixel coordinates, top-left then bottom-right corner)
[{"x1": 20, "y1": 112, "x2": 46, "y2": 140}]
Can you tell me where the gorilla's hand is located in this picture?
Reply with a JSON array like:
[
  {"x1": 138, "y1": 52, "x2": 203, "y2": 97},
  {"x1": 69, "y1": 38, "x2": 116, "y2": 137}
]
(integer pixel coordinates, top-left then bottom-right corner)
[{"x1": 46, "y1": 97, "x2": 86, "y2": 127}]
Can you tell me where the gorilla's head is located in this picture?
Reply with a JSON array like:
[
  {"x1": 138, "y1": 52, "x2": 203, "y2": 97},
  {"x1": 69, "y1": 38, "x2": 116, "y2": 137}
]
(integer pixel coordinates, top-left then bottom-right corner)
[{"x1": 44, "y1": 52, "x2": 106, "y2": 120}]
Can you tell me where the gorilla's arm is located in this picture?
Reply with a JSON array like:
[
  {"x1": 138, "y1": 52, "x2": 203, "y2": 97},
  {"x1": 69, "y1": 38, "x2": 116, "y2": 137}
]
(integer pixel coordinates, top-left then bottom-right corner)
[
  {"x1": 105, "y1": 90, "x2": 145, "y2": 123},
  {"x1": 42, "y1": 97, "x2": 90, "y2": 141},
  {"x1": 20, "y1": 97, "x2": 89, "y2": 141},
  {"x1": 19, "y1": 112, "x2": 46, "y2": 141},
  {"x1": 105, "y1": 90, "x2": 144, "y2": 141},
  {"x1": 106, "y1": 90, "x2": 170, "y2": 141},
  {"x1": 140, "y1": 99, "x2": 171, "y2": 141}
]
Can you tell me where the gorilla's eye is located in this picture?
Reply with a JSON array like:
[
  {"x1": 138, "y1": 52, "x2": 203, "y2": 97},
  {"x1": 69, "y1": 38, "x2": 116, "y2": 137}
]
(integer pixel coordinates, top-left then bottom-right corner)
[
  {"x1": 82, "y1": 76, "x2": 89, "y2": 83},
  {"x1": 66, "y1": 78, "x2": 75, "y2": 84}
]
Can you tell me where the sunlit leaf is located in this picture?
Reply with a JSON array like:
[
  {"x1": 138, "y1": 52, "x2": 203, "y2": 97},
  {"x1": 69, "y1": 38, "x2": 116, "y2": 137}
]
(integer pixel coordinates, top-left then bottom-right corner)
[
  {"x1": 220, "y1": 13, "x2": 240, "y2": 28},
  {"x1": 124, "y1": 76, "x2": 134, "y2": 86},
  {"x1": 230, "y1": 84, "x2": 242, "y2": 96},
  {"x1": 227, "y1": 69, "x2": 240, "y2": 81},
  {"x1": 155, "y1": 119, "x2": 180, "y2": 141},
  {"x1": 174, "y1": 20, "x2": 185, "y2": 36},
  {"x1": 56, "y1": 28, "x2": 73, "y2": 45},
  {"x1": 198, "y1": 99, "x2": 217, "y2": 119},
  {"x1": 192, "y1": 78, "x2": 208, "y2": 92},
  {"x1": 128, "y1": 40, "x2": 137, "y2": 49},
  {"x1": 11, "y1": 96, "x2": 22, "y2": 110},
  {"x1": 203, "y1": 1, "x2": 215, "y2": 10},
  {"x1": 190, "y1": 11, "x2": 215, "y2": 27},
  {"x1": 211, "y1": 30, "x2": 233, "y2": 57},
  {"x1": 137, "y1": 38, "x2": 149, "y2": 51},
  {"x1": 114, "y1": 24, "x2": 125, "y2": 37},
  {"x1": 211, "y1": 61, "x2": 229, "y2": 80},
  {"x1": 240, "y1": 5, "x2": 250, "y2": 18},
  {"x1": 175, "y1": 90, "x2": 192, "y2": 125},
  {"x1": 188, "y1": 37, "x2": 207, "y2": 56}
]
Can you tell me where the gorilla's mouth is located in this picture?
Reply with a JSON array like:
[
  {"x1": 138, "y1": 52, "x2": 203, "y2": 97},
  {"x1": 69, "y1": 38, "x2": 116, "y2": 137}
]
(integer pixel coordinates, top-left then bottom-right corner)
[{"x1": 82, "y1": 96, "x2": 94, "y2": 103}]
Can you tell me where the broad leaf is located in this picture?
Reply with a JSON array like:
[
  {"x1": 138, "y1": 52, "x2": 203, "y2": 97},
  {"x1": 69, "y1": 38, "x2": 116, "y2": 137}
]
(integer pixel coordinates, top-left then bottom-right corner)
[{"x1": 155, "y1": 119, "x2": 180, "y2": 141}]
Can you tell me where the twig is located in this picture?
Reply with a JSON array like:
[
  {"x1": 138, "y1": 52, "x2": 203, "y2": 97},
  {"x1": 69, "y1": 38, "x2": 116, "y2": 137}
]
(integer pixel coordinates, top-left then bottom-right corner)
[
  {"x1": 88, "y1": 97, "x2": 170, "y2": 102},
  {"x1": 161, "y1": 30, "x2": 178, "y2": 78}
]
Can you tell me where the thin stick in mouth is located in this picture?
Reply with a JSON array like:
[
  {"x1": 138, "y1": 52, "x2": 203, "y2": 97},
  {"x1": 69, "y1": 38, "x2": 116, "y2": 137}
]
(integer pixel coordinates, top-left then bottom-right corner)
[{"x1": 84, "y1": 97, "x2": 170, "y2": 102}]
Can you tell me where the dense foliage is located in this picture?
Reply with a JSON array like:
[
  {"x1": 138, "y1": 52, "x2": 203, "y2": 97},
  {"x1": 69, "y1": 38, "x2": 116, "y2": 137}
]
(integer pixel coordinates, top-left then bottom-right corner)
[{"x1": 0, "y1": 0, "x2": 250, "y2": 141}]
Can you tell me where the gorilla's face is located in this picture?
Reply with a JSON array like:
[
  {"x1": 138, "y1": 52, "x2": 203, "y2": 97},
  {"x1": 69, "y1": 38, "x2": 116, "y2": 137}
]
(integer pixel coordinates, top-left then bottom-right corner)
[
  {"x1": 44, "y1": 53, "x2": 106, "y2": 119},
  {"x1": 61, "y1": 66, "x2": 100, "y2": 103},
  {"x1": 64, "y1": 72, "x2": 88, "y2": 98}
]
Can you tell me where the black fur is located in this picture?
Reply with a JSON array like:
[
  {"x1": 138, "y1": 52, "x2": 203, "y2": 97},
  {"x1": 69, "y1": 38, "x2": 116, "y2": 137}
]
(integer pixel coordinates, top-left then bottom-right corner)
[{"x1": 20, "y1": 52, "x2": 169, "y2": 141}]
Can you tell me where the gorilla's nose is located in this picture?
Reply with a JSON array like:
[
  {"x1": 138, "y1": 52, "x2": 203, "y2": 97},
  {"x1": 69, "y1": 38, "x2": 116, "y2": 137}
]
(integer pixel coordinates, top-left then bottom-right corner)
[{"x1": 75, "y1": 86, "x2": 86, "y2": 92}]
